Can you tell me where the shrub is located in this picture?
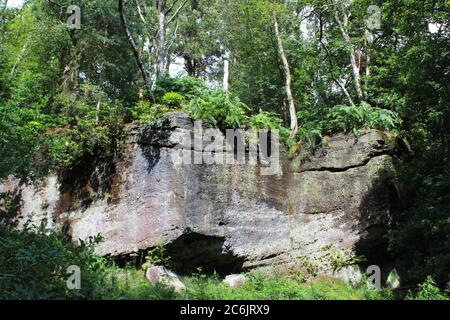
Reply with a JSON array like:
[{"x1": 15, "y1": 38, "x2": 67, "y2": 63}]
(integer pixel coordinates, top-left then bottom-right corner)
[
  {"x1": 388, "y1": 153, "x2": 450, "y2": 286},
  {"x1": 0, "y1": 102, "x2": 49, "y2": 179},
  {"x1": 0, "y1": 226, "x2": 107, "y2": 300},
  {"x1": 325, "y1": 103, "x2": 400, "y2": 133},
  {"x1": 181, "y1": 271, "x2": 388, "y2": 300},
  {"x1": 162, "y1": 92, "x2": 185, "y2": 109},
  {"x1": 153, "y1": 76, "x2": 206, "y2": 101},
  {"x1": 248, "y1": 111, "x2": 283, "y2": 130},
  {"x1": 144, "y1": 243, "x2": 171, "y2": 268},
  {"x1": 405, "y1": 277, "x2": 449, "y2": 300},
  {"x1": 290, "y1": 103, "x2": 400, "y2": 153},
  {"x1": 131, "y1": 101, "x2": 170, "y2": 124},
  {"x1": 187, "y1": 89, "x2": 248, "y2": 129}
]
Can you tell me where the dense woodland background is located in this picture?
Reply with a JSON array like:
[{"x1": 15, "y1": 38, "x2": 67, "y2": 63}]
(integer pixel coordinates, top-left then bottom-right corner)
[{"x1": 0, "y1": 0, "x2": 449, "y2": 299}]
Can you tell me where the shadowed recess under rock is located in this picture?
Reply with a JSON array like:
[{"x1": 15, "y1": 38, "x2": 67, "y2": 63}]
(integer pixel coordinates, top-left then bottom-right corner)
[{"x1": 164, "y1": 232, "x2": 245, "y2": 276}]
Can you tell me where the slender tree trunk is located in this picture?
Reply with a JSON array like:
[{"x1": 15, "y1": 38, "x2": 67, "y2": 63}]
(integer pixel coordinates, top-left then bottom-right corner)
[
  {"x1": 119, "y1": 0, "x2": 154, "y2": 100},
  {"x1": 364, "y1": 34, "x2": 370, "y2": 98},
  {"x1": 333, "y1": 2, "x2": 364, "y2": 102},
  {"x1": 223, "y1": 58, "x2": 229, "y2": 91},
  {"x1": 10, "y1": 42, "x2": 28, "y2": 76},
  {"x1": 184, "y1": 54, "x2": 198, "y2": 77},
  {"x1": 165, "y1": 49, "x2": 171, "y2": 74},
  {"x1": 274, "y1": 17, "x2": 298, "y2": 136},
  {"x1": 83, "y1": 64, "x2": 92, "y2": 100},
  {"x1": 95, "y1": 99, "x2": 101, "y2": 125},
  {"x1": 318, "y1": 11, "x2": 355, "y2": 106},
  {"x1": 156, "y1": 0, "x2": 167, "y2": 78}
]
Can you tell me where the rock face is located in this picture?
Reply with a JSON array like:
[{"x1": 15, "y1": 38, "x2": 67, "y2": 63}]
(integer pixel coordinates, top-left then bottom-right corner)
[{"x1": 0, "y1": 112, "x2": 398, "y2": 276}]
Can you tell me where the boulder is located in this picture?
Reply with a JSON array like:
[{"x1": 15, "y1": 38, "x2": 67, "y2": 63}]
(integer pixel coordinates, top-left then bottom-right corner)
[
  {"x1": 223, "y1": 274, "x2": 247, "y2": 288},
  {"x1": 330, "y1": 265, "x2": 364, "y2": 285},
  {"x1": 145, "y1": 266, "x2": 186, "y2": 293}
]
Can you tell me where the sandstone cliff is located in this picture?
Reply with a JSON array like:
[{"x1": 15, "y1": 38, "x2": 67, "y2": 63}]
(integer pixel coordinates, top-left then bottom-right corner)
[{"x1": 0, "y1": 113, "x2": 398, "y2": 277}]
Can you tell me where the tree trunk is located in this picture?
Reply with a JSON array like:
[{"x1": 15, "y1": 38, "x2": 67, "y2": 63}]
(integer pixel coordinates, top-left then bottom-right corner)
[
  {"x1": 156, "y1": 0, "x2": 167, "y2": 78},
  {"x1": 274, "y1": 17, "x2": 298, "y2": 136},
  {"x1": 364, "y1": 33, "x2": 370, "y2": 98},
  {"x1": 95, "y1": 99, "x2": 101, "y2": 125},
  {"x1": 119, "y1": 0, "x2": 154, "y2": 100},
  {"x1": 10, "y1": 42, "x2": 28, "y2": 76},
  {"x1": 83, "y1": 64, "x2": 93, "y2": 100},
  {"x1": 223, "y1": 58, "x2": 229, "y2": 91},
  {"x1": 333, "y1": 2, "x2": 364, "y2": 102},
  {"x1": 184, "y1": 54, "x2": 198, "y2": 77}
]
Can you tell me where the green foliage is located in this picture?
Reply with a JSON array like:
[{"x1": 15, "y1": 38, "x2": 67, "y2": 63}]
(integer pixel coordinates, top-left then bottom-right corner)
[
  {"x1": 0, "y1": 191, "x2": 22, "y2": 229},
  {"x1": 0, "y1": 226, "x2": 106, "y2": 300},
  {"x1": 291, "y1": 103, "x2": 400, "y2": 153},
  {"x1": 0, "y1": 102, "x2": 49, "y2": 179},
  {"x1": 131, "y1": 101, "x2": 170, "y2": 124},
  {"x1": 248, "y1": 111, "x2": 283, "y2": 130},
  {"x1": 388, "y1": 150, "x2": 450, "y2": 286},
  {"x1": 330, "y1": 251, "x2": 367, "y2": 272},
  {"x1": 144, "y1": 243, "x2": 171, "y2": 268},
  {"x1": 187, "y1": 89, "x2": 248, "y2": 129},
  {"x1": 405, "y1": 277, "x2": 449, "y2": 301},
  {"x1": 325, "y1": 103, "x2": 400, "y2": 134},
  {"x1": 181, "y1": 272, "x2": 387, "y2": 300},
  {"x1": 0, "y1": 0, "x2": 448, "y2": 297},
  {"x1": 162, "y1": 92, "x2": 185, "y2": 109},
  {"x1": 153, "y1": 76, "x2": 207, "y2": 101},
  {"x1": 0, "y1": 225, "x2": 442, "y2": 301}
]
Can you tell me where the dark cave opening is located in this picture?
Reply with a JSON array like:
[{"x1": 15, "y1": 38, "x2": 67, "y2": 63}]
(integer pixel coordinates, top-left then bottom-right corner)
[
  {"x1": 113, "y1": 232, "x2": 245, "y2": 277},
  {"x1": 164, "y1": 232, "x2": 245, "y2": 276}
]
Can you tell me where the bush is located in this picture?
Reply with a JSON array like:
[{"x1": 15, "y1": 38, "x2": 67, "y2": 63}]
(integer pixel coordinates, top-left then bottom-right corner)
[
  {"x1": 187, "y1": 89, "x2": 248, "y2": 129},
  {"x1": 388, "y1": 152, "x2": 450, "y2": 286},
  {"x1": 405, "y1": 277, "x2": 449, "y2": 300},
  {"x1": 153, "y1": 76, "x2": 206, "y2": 101},
  {"x1": 290, "y1": 103, "x2": 400, "y2": 153},
  {"x1": 0, "y1": 226, "x2": 108, "y2": 300},
  {"x1": 325, "y1": 103, "x2": 400, "y2": 133},
  {"x1": 0, "y1": 102, "x2": 49, "y2": 179},
  {"x1": 131, "y1": 101, "x2": 170, "y2": 124},
  {"x1": 248, "y1": 111, "x2": 283, "y2": 130},
  {"x1": 162, "y1": 92, "x2": 185, "y2": 109}
]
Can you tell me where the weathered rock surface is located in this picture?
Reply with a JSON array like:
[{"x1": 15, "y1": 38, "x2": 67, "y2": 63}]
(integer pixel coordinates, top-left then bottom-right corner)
[
  {"x1": 223, "y1": 274, "x2": 247, "y2": 288},
  {"x1": 0, "y1": 112, "x2": 398, "y2": 277},
  {"x1": 145, "y1": 266, "x2": 186, "y2": 292}
]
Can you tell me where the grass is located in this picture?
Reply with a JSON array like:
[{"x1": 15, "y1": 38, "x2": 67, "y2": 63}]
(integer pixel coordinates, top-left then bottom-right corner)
[
  {"x1": 96, "y1": 269, "x2": 393, "y2": 300},
  {"x1": 0, "y1": 227, "x2": 446, "y2": 300}
]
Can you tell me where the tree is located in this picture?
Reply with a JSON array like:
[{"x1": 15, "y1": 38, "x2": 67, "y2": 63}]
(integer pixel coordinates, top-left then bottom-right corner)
[
  {"x1": 332, "y1": 0, "x2": 364, "y2": 101},
  {"x1": 274, "y1": 15, "x2": 298, "y2": 136},
  {"x1": 119, "y1": 0, "x2": 154, "y2": 98}
]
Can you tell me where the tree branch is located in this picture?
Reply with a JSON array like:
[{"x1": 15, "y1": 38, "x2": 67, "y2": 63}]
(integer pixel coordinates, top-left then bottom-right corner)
[
  {"x1": 164, "y1": 0, "x2": 178, "y2": 15},
  {"x1": 119, "y1": 0, "x2": 154, "y2": 101},
  {"x1": 318, "y1": 9, "x2": 355, "y2": 106},
  {"x1": 166, "y1": 0, "x2": 188, "y2": 26}
]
